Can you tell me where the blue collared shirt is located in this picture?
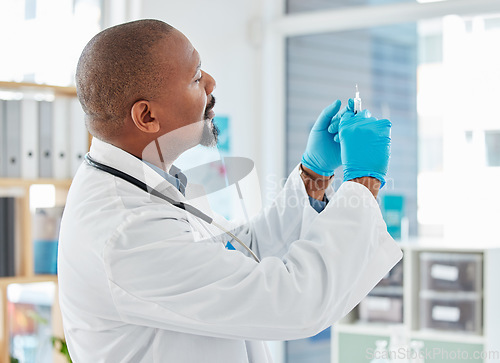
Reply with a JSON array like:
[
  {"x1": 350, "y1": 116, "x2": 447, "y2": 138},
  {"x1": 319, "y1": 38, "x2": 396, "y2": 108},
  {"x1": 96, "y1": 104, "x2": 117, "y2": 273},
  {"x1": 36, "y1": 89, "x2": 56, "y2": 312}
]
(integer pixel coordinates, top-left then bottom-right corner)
[
  {"x1": 309, "y1": 195, "x2": 328, "y2": 213},
  {"x1": 143, "y1": 161, "x2": 187, "y2": 196}
]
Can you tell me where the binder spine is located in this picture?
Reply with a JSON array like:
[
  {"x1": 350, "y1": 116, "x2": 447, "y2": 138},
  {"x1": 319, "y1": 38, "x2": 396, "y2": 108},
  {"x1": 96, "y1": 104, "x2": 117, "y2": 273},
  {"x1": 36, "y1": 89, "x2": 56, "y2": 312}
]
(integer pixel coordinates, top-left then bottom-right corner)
[
  {"x1": 5, "y1": 197, "x2": 16, "y2": 276},
  {"x1": 0, "y1": 198, "x2": 6, "y2": 276},
  {"x1": 21, "y1": 98, "x2": 39, "y2": 179},
  {"x1": 5, "y1": 100, "x2": 22, "y2": 178},
  {"x1": 39, "y1": 100, "x2": 53, "y2": 178},
  {"x1": 70, "y1": 99, "x2": 87, "y2": 176},
  {"x1": 52, "y1": 98, "x2": 71, "y2": 179},
  {"x1": 0, "y1": 100, "x2": 4, "y2": 177}
]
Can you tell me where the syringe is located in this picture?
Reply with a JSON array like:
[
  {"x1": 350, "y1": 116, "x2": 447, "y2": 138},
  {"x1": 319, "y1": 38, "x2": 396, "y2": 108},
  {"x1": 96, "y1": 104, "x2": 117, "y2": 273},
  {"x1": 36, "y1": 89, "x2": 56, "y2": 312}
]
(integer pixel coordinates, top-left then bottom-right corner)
[{"x1": 354, "y1": 84, "x2": 362, "y2": 114}]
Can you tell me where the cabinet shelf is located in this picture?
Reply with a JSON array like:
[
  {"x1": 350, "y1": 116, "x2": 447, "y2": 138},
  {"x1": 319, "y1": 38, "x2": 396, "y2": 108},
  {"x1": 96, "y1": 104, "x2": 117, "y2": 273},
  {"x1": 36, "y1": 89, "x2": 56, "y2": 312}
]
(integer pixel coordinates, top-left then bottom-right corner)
[
  {"x1": 0, "y1": 81, "x2": 77, "y2": 96},
  {"x1": 0, "y1": 275, "x2": 58, "y2": 286},
  {"x1": 334, "y1": 321, "x2": 488, "y2": 345},
  {"x1": 0, "y1": 178, "x2": 73, "y2": 189},
  {"x1": 335, "y1": 322, "x2": 402, "y2": 336},
  {"x1": 409, "y1": 329, "x2": 485, "y2": 344},
  {"x1": 0, "y1": 83, "x2": 86, "y2": 361}
]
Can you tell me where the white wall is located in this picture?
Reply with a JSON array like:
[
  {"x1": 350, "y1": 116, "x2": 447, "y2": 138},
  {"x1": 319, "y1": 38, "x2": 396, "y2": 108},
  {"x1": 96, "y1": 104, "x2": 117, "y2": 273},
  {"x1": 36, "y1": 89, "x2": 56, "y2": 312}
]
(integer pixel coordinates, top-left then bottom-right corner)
[
  {"x1": 132, "y1": 0, "x2": 288, "y2": 207},
  {"x1": 140, "y1": 0, "x2": 264, "y2": 169},
  {"x1": 134, "y1": 3, "x2": 285, "y2": 359}
]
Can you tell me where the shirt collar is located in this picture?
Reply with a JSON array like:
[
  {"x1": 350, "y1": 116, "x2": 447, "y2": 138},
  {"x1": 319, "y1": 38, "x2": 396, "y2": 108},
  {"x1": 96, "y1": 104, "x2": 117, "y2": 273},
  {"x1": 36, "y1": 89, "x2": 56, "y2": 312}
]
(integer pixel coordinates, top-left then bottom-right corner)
[
  {"x1": 88, "y1": 137, "x2": 186, "y2": 201},
  {"x1": 142, "y1": 160, "x2": 187, "y2": 196}
]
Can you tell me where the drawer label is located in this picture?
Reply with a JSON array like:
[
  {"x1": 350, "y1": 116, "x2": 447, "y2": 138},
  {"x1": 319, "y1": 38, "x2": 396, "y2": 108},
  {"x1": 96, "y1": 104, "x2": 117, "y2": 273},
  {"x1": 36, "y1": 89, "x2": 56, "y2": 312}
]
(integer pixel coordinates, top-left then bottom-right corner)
[
  {"x1": 365, "y1": 296, "x2": 392, "y2": 311},
  {"x1": 432, "y1": 305, "x2": 460, "y2": 322},
  {"x1": 431, "y1": 264, "x2": 459, "y2": 281}
]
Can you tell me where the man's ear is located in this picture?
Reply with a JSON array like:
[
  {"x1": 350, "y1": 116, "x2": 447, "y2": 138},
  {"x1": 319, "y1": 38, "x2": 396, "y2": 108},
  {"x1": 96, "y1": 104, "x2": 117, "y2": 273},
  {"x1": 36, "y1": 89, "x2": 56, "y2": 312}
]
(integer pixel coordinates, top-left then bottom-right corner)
[{"x1": 130, "y1": 100, "x2": 160, "y2": 133}]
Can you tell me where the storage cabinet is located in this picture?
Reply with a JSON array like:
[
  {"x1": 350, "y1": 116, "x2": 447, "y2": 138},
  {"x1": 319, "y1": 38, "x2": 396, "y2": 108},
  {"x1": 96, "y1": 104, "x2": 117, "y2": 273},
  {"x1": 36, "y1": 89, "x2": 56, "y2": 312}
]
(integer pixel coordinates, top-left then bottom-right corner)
[{"x1": 331, "y1": 240, "x2": 500, "y2": 363}]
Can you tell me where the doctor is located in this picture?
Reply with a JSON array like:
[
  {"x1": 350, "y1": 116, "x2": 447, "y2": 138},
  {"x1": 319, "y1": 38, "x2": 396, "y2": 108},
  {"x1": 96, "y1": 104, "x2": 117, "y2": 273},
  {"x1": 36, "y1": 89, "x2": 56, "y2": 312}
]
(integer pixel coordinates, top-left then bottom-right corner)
[{"x1": 58, "y1": 19, "x2": 402, "y2": 362}]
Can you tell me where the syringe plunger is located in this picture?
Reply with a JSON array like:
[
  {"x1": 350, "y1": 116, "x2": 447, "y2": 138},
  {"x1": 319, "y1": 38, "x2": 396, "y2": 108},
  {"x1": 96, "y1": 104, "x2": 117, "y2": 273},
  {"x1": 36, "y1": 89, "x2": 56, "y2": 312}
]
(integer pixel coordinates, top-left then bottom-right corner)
[{"x1": 354, "y1": 84, "x2": 362, "y2": 114}]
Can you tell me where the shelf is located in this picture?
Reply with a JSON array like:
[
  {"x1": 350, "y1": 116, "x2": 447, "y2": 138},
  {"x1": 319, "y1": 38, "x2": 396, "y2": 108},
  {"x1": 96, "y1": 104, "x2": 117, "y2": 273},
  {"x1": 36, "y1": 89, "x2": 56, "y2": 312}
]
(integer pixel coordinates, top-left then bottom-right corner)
[
  {"x1": 0, "y1": 275, "x2": 58, "y2": 286},
  {"x1": 0, "y1": 81, "x2": 77, "y2": 96},
  {"x1": 335, "y1": 322, "x2": 403, "y2": 336},
  {"x1": 370, "y1": 285, "x2": 404, "y2": 295},
  {"x1": 0, "y1": 84, "x2": 84, "y2": 362},
  {"x1": 410, "y1": 329, "x2": 485, "y2": 344},
  {"x1": 0, "y1": 178, "x2": 73, "y2": 188},
  {"x1": 335, "y1": 323, "x2": 485, "y2": 344},
  {"x1": 400, "y1": 238, "x2": 500, "y2": 252}
]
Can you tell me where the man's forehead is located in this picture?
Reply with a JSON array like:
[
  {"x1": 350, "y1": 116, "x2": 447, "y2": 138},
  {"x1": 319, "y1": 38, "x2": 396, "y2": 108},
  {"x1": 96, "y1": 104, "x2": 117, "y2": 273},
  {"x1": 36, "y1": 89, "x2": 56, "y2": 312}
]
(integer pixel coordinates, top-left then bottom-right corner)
[{"x1": 156, "y1": 31, "x2": 198, "y2": 70}]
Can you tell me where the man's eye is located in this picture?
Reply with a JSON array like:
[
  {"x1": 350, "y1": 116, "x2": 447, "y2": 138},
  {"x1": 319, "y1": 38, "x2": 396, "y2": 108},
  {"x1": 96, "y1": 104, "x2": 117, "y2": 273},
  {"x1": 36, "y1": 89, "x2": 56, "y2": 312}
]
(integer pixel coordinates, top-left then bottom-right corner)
[{"x1": 195, "y1": 76, "x2": 202, "y2": 83}]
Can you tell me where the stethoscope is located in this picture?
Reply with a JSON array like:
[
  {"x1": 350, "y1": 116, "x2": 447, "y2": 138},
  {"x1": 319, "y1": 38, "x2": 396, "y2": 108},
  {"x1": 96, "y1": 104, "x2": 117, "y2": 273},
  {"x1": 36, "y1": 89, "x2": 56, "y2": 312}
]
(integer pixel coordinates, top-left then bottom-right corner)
[{"x1": 84, "y1": 153, "x2": 261, "y2": 263}]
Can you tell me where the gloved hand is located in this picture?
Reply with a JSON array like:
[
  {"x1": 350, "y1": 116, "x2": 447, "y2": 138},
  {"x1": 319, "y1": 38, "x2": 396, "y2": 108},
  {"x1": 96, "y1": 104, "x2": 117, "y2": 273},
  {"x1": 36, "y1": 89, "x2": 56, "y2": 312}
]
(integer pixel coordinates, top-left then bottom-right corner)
[
  {"x1": 301, "y1": 99, "x2": 352, "y2": 176},
  {"x1": 336, "y1": 109, "x2": 391, "y2": 187},
  {"x1": 328, "y1": 98, "x2": 354, "y2": 142}
]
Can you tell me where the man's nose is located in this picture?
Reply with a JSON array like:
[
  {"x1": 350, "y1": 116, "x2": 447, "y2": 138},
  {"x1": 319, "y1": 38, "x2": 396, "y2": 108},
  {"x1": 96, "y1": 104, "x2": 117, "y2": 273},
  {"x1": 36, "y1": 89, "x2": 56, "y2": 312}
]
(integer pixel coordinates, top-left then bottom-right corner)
[{"x1": 203, "y1": 71, "x2": 216, "y2": 94}]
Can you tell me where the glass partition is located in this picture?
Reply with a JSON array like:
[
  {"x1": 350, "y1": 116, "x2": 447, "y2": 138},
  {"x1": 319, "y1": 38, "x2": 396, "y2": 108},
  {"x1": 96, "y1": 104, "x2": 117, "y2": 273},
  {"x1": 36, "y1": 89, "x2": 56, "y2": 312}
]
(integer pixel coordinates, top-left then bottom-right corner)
[
  {"x1": 286, "y1": 0, "x2": 456, "y2": 15},
  {"x1": 285, "y1": 14, "x2": 500, "y2": 240}
]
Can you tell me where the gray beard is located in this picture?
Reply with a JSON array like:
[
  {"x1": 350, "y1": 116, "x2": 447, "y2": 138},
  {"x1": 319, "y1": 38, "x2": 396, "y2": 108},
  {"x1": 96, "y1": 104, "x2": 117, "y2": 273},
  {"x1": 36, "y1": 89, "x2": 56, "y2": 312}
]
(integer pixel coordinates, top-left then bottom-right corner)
[{"x1": 200, "y1": 118, "x2": 219, "y2": 147}]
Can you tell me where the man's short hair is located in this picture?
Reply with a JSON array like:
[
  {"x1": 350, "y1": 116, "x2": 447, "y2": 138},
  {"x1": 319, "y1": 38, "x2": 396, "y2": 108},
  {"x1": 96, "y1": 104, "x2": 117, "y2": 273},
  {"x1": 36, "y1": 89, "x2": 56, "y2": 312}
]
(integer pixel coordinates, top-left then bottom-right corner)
[{"x1": 76, "y1": 19, "x2": 174, "y2": 140}]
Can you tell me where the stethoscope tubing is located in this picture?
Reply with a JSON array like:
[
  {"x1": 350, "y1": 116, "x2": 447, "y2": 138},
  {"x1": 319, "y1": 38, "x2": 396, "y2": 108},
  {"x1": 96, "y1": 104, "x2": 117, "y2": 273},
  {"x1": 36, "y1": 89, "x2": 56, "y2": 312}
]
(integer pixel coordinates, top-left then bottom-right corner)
[{"x1": 84, "y1": 153, "x2": 260, "y2": 263}]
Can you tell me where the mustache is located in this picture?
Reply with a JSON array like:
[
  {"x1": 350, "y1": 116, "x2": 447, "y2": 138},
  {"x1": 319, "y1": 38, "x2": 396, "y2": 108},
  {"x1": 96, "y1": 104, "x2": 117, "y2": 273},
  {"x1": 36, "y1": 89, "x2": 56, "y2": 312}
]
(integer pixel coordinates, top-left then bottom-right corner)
[{"x1": 204, "y1": 95, "x2": 216, "y2": 119}]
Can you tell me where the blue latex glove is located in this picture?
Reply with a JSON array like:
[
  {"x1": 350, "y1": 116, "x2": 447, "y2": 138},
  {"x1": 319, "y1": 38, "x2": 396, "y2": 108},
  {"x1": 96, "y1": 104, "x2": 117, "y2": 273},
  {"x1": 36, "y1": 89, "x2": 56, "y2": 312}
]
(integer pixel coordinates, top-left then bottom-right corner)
[
  {"x1": 337, "y1": 109, "x2": 391, "y2": 187},
  {"x1": 328, "y1": 98, "x2": 354, "y2": 142},
  {"x1": 301, "y1": 100, "x2": 352, "y2": 176}
]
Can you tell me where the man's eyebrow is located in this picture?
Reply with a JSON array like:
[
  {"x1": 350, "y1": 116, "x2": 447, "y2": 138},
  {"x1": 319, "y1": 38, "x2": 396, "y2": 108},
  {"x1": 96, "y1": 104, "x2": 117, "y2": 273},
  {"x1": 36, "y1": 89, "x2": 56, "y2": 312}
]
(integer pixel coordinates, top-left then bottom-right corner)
[{"x1": 193, "y1": 61, "x2": 201, "y2": 77}]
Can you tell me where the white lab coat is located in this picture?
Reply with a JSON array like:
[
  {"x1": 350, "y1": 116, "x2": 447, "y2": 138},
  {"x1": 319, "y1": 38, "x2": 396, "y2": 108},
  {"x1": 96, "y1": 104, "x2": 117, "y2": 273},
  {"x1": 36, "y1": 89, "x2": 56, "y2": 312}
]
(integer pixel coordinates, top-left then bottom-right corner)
[{"x1": 58, "y1": 137, "x2": 402, "y2": 363}]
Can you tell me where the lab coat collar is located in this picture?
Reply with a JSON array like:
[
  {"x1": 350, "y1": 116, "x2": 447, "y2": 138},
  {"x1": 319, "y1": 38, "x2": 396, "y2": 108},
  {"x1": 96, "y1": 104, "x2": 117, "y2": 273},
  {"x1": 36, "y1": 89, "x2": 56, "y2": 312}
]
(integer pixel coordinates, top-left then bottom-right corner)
[{"x1": 88, "y1": 137, "x2": 187, "y2": 202}]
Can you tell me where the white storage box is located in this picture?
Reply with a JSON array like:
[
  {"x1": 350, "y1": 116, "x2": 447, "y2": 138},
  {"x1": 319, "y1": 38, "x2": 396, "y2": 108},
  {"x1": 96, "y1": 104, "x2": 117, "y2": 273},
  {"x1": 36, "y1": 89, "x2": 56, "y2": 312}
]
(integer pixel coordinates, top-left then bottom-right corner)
[
  {"x1": 419, "y1": 290, "x2": 482, "y2": 334},
  {"x1": 420, "y1": 252, "x2": 482, "y2": 293},
  {"x1": 359, "y1": 292, "x2": 403, "y2": 323}
]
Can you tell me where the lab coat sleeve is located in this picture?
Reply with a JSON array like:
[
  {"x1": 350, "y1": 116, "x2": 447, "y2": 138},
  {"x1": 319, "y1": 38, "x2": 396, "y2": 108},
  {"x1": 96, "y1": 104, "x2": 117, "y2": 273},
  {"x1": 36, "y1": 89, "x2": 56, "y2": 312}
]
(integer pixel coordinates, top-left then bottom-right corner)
[
  {"x1": 218, "y1": 164, "x2": 332, "y2": 259},
  {"x1": 103, "y1": 180, "x2": 402, "y2": 341}
]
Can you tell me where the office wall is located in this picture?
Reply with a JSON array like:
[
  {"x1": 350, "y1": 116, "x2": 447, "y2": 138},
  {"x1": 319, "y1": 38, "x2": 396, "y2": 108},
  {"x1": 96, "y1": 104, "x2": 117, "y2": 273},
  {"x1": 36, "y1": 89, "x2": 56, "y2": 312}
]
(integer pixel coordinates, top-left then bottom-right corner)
[{"x1": 141, "y1": 0, "x2": 263, "y2": 166}]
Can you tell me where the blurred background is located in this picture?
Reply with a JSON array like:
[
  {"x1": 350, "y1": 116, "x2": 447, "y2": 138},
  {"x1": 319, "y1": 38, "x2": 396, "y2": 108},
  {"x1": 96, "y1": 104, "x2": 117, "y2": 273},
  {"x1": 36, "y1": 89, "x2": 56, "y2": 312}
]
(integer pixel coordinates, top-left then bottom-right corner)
[{"x1": 0, "y1": 0, "x2": 499, "y2": 362}]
